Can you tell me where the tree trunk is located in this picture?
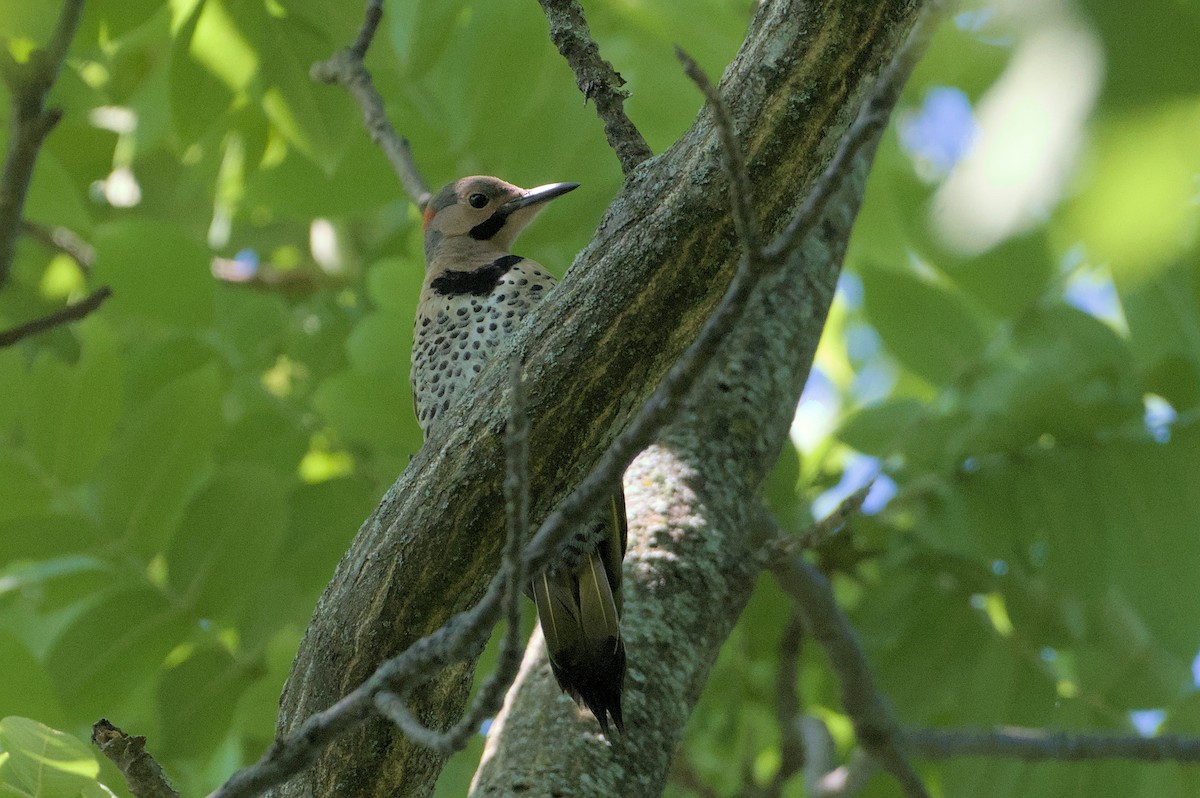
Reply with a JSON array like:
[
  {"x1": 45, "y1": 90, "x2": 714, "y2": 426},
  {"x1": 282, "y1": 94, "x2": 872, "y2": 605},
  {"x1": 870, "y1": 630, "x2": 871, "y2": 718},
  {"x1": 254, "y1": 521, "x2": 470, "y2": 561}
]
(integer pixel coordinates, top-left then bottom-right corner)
[
  {"x1": 470, "y1": 147, "x2": 877, "y2": 796},
  {"x1": 270, "y1": 2, "x2": 923, "y2": 796}
]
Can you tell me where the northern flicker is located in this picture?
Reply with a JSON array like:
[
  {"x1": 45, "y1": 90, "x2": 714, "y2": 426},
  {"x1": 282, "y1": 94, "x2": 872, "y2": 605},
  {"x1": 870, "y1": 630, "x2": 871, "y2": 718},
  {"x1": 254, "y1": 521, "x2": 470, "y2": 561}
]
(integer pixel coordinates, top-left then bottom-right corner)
[{"x1": 412, "y1": 175, "x2": 627, "y2": 733}]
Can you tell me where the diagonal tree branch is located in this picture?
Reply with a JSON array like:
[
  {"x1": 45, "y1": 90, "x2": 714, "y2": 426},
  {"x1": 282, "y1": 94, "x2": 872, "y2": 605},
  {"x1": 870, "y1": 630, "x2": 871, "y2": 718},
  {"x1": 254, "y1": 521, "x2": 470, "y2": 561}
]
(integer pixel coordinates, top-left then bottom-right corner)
[
  {"x1": 375, "y1": 360, "x2": 533, "y2": 754},
  {"x1": 0, "y1": 285, "x2": 111, "y2": 348},
  {"x1": 536, "y1": 0, "x2": 653, "y2": 174},
  {"x1": 0, "y1": 0, "x2": 85, "y2": 288},
  {"x1": 267, "y1": 3, "x2": 932, "y2": 797},
  {"x1": 20, "y1": 220, "x2": 94, "y2": 270},
  {"x1": 908, "y1": 727, "x2": 1200, "y2": 763},
  {"x1": 767, "y1": 536, "x2": 928, "y2": 798},
  {"x1": 310, "y1": 0, "x2": 431, "y2": 208}
]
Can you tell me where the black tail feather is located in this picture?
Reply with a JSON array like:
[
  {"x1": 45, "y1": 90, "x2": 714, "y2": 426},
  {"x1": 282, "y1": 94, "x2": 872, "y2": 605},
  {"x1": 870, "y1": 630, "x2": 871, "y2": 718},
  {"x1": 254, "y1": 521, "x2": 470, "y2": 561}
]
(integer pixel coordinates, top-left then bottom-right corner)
[{"x1": 548, "y1": 636, "x2": 626, "y2": 735}]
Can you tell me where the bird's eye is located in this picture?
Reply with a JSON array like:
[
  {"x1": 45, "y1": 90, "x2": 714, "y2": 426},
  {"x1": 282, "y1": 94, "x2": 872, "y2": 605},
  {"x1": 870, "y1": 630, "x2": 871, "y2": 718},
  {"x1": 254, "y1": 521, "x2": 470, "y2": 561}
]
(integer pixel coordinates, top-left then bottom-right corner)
[{"x1": 468, "y1": 193, "x2": 488, "y2": 209}]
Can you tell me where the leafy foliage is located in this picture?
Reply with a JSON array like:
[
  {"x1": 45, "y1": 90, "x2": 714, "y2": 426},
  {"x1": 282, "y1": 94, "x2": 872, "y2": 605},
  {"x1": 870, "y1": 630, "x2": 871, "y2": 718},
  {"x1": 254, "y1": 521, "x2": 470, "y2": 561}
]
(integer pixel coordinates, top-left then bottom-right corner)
[{"x1": 0, "y1": 1, "x2": 1196, "y2": 797}]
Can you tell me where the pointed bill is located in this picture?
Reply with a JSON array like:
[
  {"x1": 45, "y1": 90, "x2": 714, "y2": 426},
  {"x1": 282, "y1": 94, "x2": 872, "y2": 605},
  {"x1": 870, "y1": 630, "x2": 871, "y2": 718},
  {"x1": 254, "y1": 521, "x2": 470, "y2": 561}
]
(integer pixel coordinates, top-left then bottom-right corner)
[{"x1": 499, "y1": 182, "x2": 580, "y2": 215}]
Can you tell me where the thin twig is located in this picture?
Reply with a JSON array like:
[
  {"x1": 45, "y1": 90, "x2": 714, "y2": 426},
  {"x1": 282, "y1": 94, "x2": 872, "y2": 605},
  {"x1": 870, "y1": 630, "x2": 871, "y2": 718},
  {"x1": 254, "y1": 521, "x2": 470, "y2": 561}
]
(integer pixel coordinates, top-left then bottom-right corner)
[
  {"x1": 767, "y1": 542, "x2": 928, "y2": 798},
  {"x1": 0, "y1": 285, "x2": 111, "y2": 348},
  {"x1": 349, "y1": 0, "x2": 384, "y2": 58},
  {"x1": 908, "y1": 727, "x2": 1200, "y2": 763},
  {"x1": 376, "y1": 358, "x2": 532, "y2": 754},
  {"x1": 742, "y1": 609, "x2": 808, "y2": 798},
  {"x1": 20, "y1": 220, "x2": 95, "y2": 270},
  {"x1": 92, "y1": 719, "x2": 180, "y2": 798},
  {"x1": 675, "y1": 48, "x2": 761, "y2": 265},
  {"x1": 536, "y1": 0, "x2": 652, "y2": 174},
  {"x1": 0, "y1": 0, "x2": 86, "y2": 288},
  {"x1": 767, "y1": 611, "x2": 807, "y2": 798},
  {"x1": 310, "y1": 0, "x2": 431, "y2": 207},
  {"x1": 770, "y1": 483, "x2": 872, "y2": 561}
]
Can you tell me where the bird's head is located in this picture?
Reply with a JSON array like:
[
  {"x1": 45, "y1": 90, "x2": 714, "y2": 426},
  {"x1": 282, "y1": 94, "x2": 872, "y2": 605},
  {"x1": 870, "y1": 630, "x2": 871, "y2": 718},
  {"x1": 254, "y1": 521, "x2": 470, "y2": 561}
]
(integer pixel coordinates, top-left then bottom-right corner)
[{"x1": 422, "y1": 175, "x2": 578, "y2": 260}]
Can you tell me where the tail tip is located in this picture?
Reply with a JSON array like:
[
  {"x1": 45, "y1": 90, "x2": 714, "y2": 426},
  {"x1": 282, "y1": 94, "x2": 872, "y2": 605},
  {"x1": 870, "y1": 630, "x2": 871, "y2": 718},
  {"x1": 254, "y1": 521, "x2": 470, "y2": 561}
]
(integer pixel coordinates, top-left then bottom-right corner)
[{"x1": 548, "y1": 639, "x2": 627, "y2": 736}]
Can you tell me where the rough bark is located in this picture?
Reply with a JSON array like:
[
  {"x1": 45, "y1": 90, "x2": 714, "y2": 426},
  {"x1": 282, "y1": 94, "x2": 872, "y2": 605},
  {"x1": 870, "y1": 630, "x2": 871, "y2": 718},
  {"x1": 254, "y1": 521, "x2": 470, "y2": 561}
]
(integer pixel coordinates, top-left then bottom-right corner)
[
  {"x1": 271, "y1": 2, "x2": 921, "y2": 797},
  {"x1": 468, "y1": 138, "x2": 877, "y2": 798}
]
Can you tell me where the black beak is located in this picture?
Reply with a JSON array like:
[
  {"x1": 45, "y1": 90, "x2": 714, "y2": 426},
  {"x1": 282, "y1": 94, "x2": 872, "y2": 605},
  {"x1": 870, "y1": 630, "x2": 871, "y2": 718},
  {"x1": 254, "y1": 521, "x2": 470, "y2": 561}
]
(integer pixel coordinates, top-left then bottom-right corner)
[{"x1": 499, "y1": 182, "x2": 580, "y2": 215}]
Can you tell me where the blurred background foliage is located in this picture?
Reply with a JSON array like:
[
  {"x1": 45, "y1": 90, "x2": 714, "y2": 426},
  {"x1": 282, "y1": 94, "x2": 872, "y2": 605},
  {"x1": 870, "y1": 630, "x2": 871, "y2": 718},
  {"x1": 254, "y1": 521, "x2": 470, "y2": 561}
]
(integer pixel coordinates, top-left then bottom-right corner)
[{"x1": 0, "y1": 0, "x2": 1197, "y2": 796}]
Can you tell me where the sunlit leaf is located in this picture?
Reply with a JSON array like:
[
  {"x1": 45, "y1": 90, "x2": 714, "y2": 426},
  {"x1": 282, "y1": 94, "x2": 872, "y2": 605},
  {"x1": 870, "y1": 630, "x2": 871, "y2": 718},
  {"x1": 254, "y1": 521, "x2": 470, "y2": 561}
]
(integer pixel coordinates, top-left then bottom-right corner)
[
  {"x1": 45, "y1": 588, "x2": 186, "y2": 721},
  {"x1": 0, "y1": 717, "x2": 98, "y2": 797},
  {"x1": 156, "y1": 646, "x2": 254, "y2": 757},
  {"x1": 21, "y1": 320, "x2": 121, "y2": 486},
  {"x1": 166, "y1": 465, "x2": 287, "y2": 618},
  {"x1": 93, "y1": 220, "x2": 215, "y2": 328},
  {"x1": 98, "y1": 366, "x2": 222, "y2": 556}
]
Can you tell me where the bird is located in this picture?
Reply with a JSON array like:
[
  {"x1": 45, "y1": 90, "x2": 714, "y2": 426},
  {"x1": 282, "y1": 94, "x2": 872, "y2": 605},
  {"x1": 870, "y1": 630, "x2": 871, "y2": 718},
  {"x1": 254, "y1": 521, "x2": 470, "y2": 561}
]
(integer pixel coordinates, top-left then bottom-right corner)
[{"x1": 411, "y1": 175, "x2": 627, "y2": 734}]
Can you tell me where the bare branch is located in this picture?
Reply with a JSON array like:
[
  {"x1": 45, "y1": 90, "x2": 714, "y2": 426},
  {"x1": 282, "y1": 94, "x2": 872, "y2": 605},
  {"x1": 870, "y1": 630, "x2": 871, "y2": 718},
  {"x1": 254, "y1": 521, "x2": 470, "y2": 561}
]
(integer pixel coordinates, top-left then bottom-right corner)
[
  {"x1": 908, "y1": 727, "x2": 1200, "y2": 763},
  {"x1": 771, "y1": 483, "x2": 872, "y2": 561},
  {"x1": 536, "y1": 0, "x2": 653, "y2": 174},
  {"x1": 771, "y1": 612, "x2": 807, "y2": 795},
  {"x1": 675, "y1": 48, "x2": 761, "y2": 264},
  {"x1": 376, "y1": 359, "x2": 533, "y2": 754},
  {"x1": 310, "y1": 0, "x2": 432, "y2": 207},
  {"x1": 20, "y1": 220, "x2": 94, "y2": 270},
  {"x1": 739, "y1": 609, "x2": 809, "y2": 798},
  {"x1": 767, "y1": 543, "x2": 927, "y2": 798},
  {"x1": 0, "y1": 0, "x2": 85, "y2": 288},
  {"x1": 0, "y1": 285, "x2": 111, "y2": 348},
  {"x1": 348, "y1": 0, "x2": 385, "y2": 59},
  {"x1": 91, "y1": 719, "x2": 179, "y2": 798},
  {"x1": 209, "y1": 567, "x2": 513, "y2": 798}
]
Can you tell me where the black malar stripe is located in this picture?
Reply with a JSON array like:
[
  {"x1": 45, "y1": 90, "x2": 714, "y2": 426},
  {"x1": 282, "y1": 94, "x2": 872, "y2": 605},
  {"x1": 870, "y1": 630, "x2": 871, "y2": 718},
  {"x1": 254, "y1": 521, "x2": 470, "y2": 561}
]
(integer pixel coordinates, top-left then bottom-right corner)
[{"x1": 430, "y1": 255, "x2": 524, "y2": 296}]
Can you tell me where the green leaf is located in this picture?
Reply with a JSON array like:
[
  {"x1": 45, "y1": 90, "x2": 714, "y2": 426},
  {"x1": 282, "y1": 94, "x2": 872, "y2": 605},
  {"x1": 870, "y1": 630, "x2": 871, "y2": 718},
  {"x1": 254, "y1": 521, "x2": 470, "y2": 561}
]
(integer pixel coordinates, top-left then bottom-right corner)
[
  {"x1": 99, "y1": 366, "x2": 221, "y2": 556},
  {"x1": 312, "y1": 370, "x2": 414, "y2": 451},
  {"x1": 123, "y1": 334, "x2": 220, "y2": 405},
  {"x1": 1086, "y1": 0, "x2": 1200, "y2": 107},
  {"x1": 837, "y1": 398, "x2": 926, "y2": 457},
  {"x1": 0, "y1": 635, "x2": 66, "y2": 729},
  {"x1": 366, "y1": 257, "x2": 422, "y2": 314},
  {"x1": 346, "y1": 312, "x2": 410, "y2": 375},
  {"x1": 234, "y1": 5, "x2": 350, "y2": 171},
  {"x1": 1119, "y1": 260, "x2": 1200, "y2": 410},
  {"x1": 859, "y1": 264, "x2": 988, "y2": 385},
  {"x1": 276, "y1": 477, "x2": 376, "y2": 596},
  {"x1": 93, "y1": 220, "x2": 214, "y2": 329},
  {"x1": 231, "y1": 627, "x2": 300, "y2": 744},
  {"x1": 219, "y1": 401, "x2": 308, "y2": 474},
  {"x1": 156, "y1": 646, "x2": 253, "y2": 757},
  {"x1": 941, "y1": 232, "x2": 1055, "y2": 319},
  {"x1": 23, "y1": 152, "x2": 92, "y2": 235},
  {"x1": 0, "y1": 717, "x2": 98, "y2": 797},
  {"x1": 21, "y1": 320, "x2": 122, "y2": 486},
  {"x1": 0, "y1": 454, "x2": 53, "y2": 525},
  {"x1": 168, "y1": 0, "x2": 238, "y2": 145},
  {"x1": 387, "y1": 0, "x2": 470, "y2": 78},
  {"x1": 0, "y1": 516, "x2": 102, "y2": 561},
  {"x1": 0, "y1": 347, "x2": 24, "y2": 434},
  {"x1": 44, "y1": 588, "x2": 186, "y2": 720},
  {"x1": 167, "y1": 465, "x2": 287, "y2": 618}
]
